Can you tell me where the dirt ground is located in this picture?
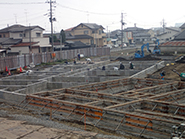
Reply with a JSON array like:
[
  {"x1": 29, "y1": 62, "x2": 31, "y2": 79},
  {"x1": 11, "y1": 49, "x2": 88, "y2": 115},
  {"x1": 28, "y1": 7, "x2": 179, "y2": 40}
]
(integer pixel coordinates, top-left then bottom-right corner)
[
  {"x1": 0, "y1": 102, "x2": 142, "y2": 139},
  {"x1": 150, "y1": 63, "x2": 185, "y2": 81}
]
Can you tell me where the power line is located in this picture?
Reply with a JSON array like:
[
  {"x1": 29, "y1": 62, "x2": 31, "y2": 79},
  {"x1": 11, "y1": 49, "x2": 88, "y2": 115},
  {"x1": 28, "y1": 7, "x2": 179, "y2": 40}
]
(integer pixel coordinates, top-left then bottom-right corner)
[
  {"x1": 57, "y1": 3, "x2": 119, "y2": 15},
  {"x1": 0, "y1": 2, "x2": 45, "y2": 5}
]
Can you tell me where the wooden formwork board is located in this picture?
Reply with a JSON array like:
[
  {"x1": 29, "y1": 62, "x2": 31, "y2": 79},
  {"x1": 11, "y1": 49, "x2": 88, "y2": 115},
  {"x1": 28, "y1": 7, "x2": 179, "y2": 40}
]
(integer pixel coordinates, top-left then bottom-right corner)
[
  {"x1": 21, "y1": 78, "x2": 185, "y2": 139},
  {"x1": 149, "y1": 89, "x2": 185, "y2": 102},
  {"x1": 22, "y1": 94, "x2": 185, "y2": 138},
  {"x1": 71, "y1": 78, "x2": 169, "y2": 93},
  {"x1": 32, "y1": 89, "x2": 135, "y2": 104}
]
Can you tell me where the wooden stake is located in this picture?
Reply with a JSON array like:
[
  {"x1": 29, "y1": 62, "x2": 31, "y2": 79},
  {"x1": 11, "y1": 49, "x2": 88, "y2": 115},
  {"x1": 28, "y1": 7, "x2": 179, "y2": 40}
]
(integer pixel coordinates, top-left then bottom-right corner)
[
  {"x1": 84, "y1": 109, "x2": 86, "y2": 131},
  {"x1": 50, "y1": 109, "x2": 52, "y2": 120}
]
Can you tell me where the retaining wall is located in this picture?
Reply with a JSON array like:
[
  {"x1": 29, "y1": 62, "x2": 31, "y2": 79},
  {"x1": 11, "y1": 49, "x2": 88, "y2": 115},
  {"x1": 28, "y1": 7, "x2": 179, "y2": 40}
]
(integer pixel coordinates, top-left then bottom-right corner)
[
  {"x1": 0, "y1": 90, "x2": 26, "y2": 104},
  {"x1": 130, "y1": 61, "x2": 165, "y2": 78}
]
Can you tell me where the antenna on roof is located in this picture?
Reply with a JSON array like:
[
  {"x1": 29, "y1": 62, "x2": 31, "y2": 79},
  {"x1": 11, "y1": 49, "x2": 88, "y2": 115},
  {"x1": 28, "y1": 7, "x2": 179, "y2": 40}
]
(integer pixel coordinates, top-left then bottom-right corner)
[
  {"x1": 87, "y1": 11, "x2": 89, "y2": 23},
  {"x1": 25, "y1": 9, "x2": 28, "y2": 26},
  {"x1": 14, "y1": 14, "x2": 17, "y2": 24}
]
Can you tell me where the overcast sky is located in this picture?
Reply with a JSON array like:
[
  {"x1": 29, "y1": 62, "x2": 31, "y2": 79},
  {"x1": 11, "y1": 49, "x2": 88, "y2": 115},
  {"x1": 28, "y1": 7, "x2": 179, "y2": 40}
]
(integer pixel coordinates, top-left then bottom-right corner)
[{"x1": 0, "y1": 0, "x2": 185, "y2": 33}]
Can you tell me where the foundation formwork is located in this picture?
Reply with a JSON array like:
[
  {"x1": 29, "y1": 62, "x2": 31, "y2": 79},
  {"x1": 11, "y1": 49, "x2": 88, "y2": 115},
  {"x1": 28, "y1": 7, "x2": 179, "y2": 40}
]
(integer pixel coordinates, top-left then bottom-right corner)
[{"x1": 18, "y1": 78, "x2": 185, "y2": 139}]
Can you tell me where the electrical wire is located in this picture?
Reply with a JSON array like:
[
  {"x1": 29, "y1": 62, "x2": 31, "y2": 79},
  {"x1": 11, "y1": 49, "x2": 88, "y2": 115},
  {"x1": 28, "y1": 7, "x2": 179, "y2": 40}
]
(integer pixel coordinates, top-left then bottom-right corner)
[
  {"x1": 0, "y1": 2, "x2": 45, "y2": 5},
  {"x1": 57, "y1": 3, "x2": 119, "y2": 15}
]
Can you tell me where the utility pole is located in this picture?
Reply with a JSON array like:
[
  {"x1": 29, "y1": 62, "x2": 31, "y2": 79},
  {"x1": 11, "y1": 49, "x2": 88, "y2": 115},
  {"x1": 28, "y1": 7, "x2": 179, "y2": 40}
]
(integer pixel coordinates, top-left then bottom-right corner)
[
  {"x1": 50, "y1": 0, "x2": 54, "y2": 52},
  {"x1": 47, "y1": 0, "x2": 56, "y2": 52},
  {"x1": 121, "y1": 13, "x2": 123, "y2": 48},
  {"x1": 107, "y1": 26, "x2": 108, "y2": 38},
  {"x1": 29, "y1": 23, "x2": 32, "y2": 53},
  {"x1": 161, "y1": 19, "x2": 166, "y2": 33},
  {"x1": 121, "y1": 13, "x2": 126, "y2": 48}
]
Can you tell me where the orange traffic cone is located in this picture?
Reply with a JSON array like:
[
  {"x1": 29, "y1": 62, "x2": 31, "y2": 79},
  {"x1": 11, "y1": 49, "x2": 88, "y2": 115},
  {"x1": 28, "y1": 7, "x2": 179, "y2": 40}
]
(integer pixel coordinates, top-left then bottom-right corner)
[
  {"x1": 8, "y1": 70, "x2": 11, "y2": 76},
  {"x1": 20, "y1": 67, "x2": 23, "y2": 72},
  {"x1": 5, "y1": 66, "x2": 8, "y2": 72}
]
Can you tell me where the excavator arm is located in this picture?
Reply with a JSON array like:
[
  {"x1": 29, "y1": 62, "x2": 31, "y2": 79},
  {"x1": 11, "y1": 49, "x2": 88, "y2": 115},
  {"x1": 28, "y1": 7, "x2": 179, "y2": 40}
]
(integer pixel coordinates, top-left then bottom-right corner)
[{"x1": 135, "y1": 43, "x2": 151, "y2": 58}]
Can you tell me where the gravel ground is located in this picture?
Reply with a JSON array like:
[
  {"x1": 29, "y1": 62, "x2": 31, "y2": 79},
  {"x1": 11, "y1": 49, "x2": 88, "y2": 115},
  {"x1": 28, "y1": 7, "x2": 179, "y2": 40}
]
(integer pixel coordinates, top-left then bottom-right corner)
[{"x1": 0, "y1": 108, "x2": 130, "y2": 139}]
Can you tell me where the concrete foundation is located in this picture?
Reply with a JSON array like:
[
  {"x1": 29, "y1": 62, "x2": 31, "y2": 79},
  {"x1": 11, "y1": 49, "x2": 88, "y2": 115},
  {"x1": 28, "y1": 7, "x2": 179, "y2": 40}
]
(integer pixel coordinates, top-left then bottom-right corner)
[{"x1": 0, "y1": 59, "x2": 181, "y2": 139}]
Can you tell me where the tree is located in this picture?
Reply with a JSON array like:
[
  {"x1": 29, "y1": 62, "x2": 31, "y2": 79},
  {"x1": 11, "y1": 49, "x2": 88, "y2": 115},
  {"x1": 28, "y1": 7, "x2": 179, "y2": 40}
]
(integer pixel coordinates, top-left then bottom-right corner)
[
  {"x1": 49, "y1": 34, "x2": 59, "y2": 43},
  {"x1": 60, "y1": 29, "x2": 66, "y2": 44}
]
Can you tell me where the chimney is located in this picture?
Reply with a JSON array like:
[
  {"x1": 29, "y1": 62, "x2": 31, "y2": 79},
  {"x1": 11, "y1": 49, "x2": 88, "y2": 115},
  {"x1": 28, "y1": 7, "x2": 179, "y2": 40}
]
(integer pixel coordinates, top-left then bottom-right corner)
[{"x1": 134, "y1": 23, "x2": 136, "y2": 27}]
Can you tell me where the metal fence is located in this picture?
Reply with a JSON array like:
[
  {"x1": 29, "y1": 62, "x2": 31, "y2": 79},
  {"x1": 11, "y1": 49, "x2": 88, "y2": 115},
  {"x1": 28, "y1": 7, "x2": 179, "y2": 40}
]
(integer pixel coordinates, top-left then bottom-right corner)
[{"x1": 0, "y1": 47, "x2": 110, "y2": 71}]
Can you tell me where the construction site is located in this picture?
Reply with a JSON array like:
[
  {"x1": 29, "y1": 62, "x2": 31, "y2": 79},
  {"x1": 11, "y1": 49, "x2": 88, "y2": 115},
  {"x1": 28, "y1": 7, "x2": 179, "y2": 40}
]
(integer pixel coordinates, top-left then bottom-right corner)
[{"x1": 0, "y1": 48, "x2": 185, "y2": 139}]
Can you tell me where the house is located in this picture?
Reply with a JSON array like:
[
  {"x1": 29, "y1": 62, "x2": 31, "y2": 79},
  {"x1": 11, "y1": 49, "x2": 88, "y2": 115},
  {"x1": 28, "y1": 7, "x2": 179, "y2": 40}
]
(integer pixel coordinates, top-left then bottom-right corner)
[
  {"x1": 11, "y1": 42, "x2": 40, "y2": 54},
  {"x1": 173, "y1": 30, "x2": 185, "y2": 41},
  {"x1": 0, "y1": 24, "x2": 51, "y2": 54},
  {"x1": 179, "y1": 23, "x2": 185, "y2": 31},
  {"x1": 157, "y1": 27, "x2": 180, "y2": 42},
  {"x1": 109, "y1": 29, "x2": 133, "y2": 46},
  {"x1": 0, "y1": 38, "x2": 21, "y2": 49},
  {"x1": 65, "y1": 23, "x2": 107, "y2": 47},
  {"x1": 124, "y1": 26, "x2": 153, "y2": 44},
  {"x1": 159, "y1": 23, "x2": 185, "y2": 53},
  {"x1": 60, "y1": 41, "x2": 91, "y2": 50}
]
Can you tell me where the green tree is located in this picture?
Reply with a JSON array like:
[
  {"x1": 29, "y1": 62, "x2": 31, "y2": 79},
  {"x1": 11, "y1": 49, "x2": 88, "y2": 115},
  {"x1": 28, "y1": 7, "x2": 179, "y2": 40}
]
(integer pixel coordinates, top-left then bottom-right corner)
[
  {"x1": 60, "y1": 29, "x2": 66, "y2": 44},
  {"x1": 49, "y1": 34, "x2": 59, "y2": 43}
]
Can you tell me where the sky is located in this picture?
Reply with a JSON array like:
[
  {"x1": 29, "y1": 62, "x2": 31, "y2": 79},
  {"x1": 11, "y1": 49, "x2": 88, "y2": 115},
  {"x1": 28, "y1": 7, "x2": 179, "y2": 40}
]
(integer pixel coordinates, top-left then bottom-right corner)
[{"x1": 0, "y1": 0, "x2": 185, "y2": 33}]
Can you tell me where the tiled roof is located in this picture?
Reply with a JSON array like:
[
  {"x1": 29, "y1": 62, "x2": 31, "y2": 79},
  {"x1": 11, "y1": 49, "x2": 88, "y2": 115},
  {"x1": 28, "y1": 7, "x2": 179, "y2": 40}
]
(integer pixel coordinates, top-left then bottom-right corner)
[
  {"x1": 160, "y1": 41, "x2": 185, "y2": 47},
  {"x1": 73, "y1": 23, "x2": 104, "y2": 31},
  {"x1": 66, "y1": 35, "x2": 93, "y2": 40},
  {"x1": 0, "y1": 38, "x2": 9, "y2": 43},
  {"x1": 11, "y1": 42, "x2": 39, "y2": 47},
  {"x1": 165, "y1": 27, "x2": 180, "y2": 32},
  {"x1": 0, "y1": 24, "x2": 44, "y2": 33},
  {"x1": 65, "y1": 27, "x2": 74, "y2": 32},
  {"x1": 174, "y1": 30, "x2": 185, "y2": 40},
  {"x1": 180, "y1": 23, "x2": 185, "y2": 29},
  {"x1": 0, "y1": 38, "x2": 22, "y2": 45}
]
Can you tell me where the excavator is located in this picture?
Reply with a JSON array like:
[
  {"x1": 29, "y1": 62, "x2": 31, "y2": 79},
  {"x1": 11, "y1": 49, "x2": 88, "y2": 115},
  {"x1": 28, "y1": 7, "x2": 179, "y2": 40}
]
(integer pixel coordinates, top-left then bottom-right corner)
[
  {"x1": 135, "y1": 43, "x2": 151, "y2": 58},
  {"x1": 153, "y1": 39, "x2": 161, "y2": 54}
]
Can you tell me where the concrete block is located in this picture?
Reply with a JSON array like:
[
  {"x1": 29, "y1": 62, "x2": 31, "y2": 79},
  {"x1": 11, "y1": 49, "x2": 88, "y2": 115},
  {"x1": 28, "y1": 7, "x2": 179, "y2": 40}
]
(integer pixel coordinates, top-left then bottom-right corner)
[{"x1": 0, "y1": 90, "x2": 26, "y2": 104}]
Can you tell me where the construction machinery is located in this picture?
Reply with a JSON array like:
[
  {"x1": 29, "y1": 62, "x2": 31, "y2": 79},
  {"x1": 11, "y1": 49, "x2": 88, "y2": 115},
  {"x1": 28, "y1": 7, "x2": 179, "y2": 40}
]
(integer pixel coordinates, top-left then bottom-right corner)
[
  {"x1": 135, "y1": 43, "x2": 151, "y2": 58},
  {"x1": 153, "y1": 39, "x2": 161, "y2": 54},
  {"x1": 172, "y1": 69, "x2": 185, "y2": 81}
]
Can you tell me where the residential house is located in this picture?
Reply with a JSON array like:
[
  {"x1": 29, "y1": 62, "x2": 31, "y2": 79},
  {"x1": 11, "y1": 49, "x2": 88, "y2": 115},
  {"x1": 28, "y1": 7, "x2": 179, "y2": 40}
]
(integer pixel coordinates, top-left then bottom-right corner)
[
  {"x1": 109, "y1": 29, "x2": 133, "y2": 46},
  {"x1": 0, "y1": 24, "x2": 51, "y2": 54},
  {"x1": 65, "y1": 23, "x2": 107, "y2": 47},
  {"x1": 159, "y1": 23, "x2": 185, "y2": 53},
  {"x1": 180, "y1": 23, "x2": 185, "y2": 31},
  {"x1": 124, "y1": 25, "x2": 153, "y2": 44},
  {"x1": 157, "y1": 27, "x2": 180, "y2": 43}
]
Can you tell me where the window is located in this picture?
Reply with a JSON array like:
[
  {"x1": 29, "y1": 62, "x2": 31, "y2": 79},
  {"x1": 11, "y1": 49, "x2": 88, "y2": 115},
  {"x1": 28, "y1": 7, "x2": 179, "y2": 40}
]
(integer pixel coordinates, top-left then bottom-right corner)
[
  {"x1": 19, "y1": 34, "x2": 23, "y2": 37},
  {"x1": 81, "y1": 24, "x2": 83, "y2": 27},
  {"x1": 0, "y1": 35, "x2": 1, "y2": 38},
  {"x1": 99, "y1": 30, "x2": 102, "y2": 35},
  {"x1": 91, "y1": 39, "x2": 94, "y2": 45},
  {"x1": 3, "y1": 34, "x2": 5, "y2": 37},
  {"x1": 36, "y1": 33, "x2": 41, "y2": 37},
  {"x1": 84, "y1": 30, "x2": 88, "y2": 34}
]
